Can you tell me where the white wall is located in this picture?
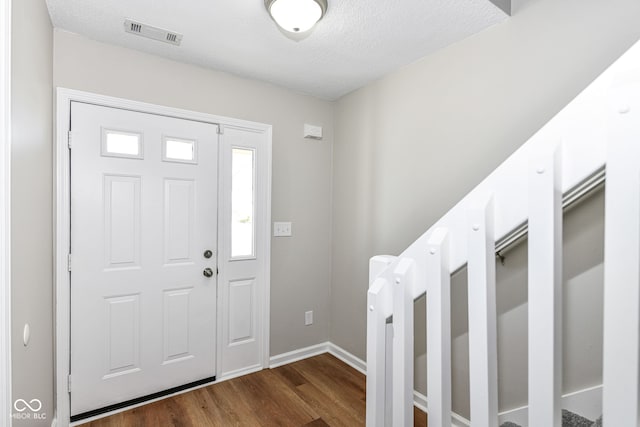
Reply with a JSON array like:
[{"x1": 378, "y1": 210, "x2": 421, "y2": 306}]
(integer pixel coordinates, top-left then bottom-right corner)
[
  {"x1": 11, "y1": 0, "x2": 53, "y2": 425},
  {"x1": 331, "y1": 0, "x2": 640, "y2": 416},
  {"x1": 52, "y1": 29, "x2": 334, "y2": 358}
]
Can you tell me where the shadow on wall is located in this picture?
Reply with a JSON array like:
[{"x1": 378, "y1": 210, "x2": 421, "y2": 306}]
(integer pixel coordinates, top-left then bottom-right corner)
[{"x1": 414, "y1": 187, "x2": 605, "y2": 419}]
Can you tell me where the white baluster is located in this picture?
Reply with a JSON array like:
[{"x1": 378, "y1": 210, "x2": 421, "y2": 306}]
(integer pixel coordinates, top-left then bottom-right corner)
[
  {"x1": 427, "y1": 228, "x2": 452, "y2": 427},
  {"x1": 528, "y1": 147, "x2": 563, "y2": 427},
  {"x1": 367, "y1": 256, "x2": 395, "y2": 427},
  {"x1": 367, "y1": 278, "x2": 391, "y2": 427},
  {"x1": 393, "y1": 258, "x2": 415, "y2": 427},
  {"x1": 603, "y1": 84, "x2": 640, "y2": 426},
  {"x1": 385, "y1": 321, "x2": 393, "y2": 427},
  {"x1": 467, "y1": 197, "x2": 498, "y2": 427}
]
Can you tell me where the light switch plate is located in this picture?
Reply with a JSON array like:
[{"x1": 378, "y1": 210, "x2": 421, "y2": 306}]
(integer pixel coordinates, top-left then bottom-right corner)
[
  {"x1": 305, "y1": 311, "x2": 313, "y2": 326},
  {"x1": 273, "y1": 222, "x2": 292, "y2": 237}
]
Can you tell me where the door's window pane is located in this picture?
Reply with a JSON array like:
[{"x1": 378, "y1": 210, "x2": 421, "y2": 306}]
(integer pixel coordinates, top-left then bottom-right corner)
[
  {"x1": 164, "y1": 138, "x2": 197, "y2": 163},
  {"x1": 102, "y1": 130, "x2": 143, "y2": 158},
  {"x1": 231, "y1": 148, "x2": 255, "y2": 258}
]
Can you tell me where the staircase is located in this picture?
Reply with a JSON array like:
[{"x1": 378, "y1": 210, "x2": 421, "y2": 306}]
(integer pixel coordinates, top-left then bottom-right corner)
[{"x1": 365, "y1": 39, "x2": 640, "y2": 427}]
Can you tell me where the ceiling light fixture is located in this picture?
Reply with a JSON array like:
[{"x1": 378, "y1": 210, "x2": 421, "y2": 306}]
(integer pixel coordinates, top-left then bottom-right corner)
[{"x1": 265, "y1": 0, "x2": 328, "y2": 33}]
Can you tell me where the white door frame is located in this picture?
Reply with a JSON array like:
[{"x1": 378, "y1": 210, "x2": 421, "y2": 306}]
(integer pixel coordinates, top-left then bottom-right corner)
[
  {"x1": 55, "y1": 88, "x2": 272, "y2": 426},
  {"x1": 0, "y1": 0, "x2": 12, "y2": 425}
]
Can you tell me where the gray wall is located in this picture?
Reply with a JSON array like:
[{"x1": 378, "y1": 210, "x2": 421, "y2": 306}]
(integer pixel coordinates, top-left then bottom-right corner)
[
  {"x1": 52, "y1": 29, "x2": 334, "y2": 357},
  {"x1": 331, "y1": 0, "x2": 640, "y2": 363},
  {"x1": 11, "y1": 0, "x2": 53, "y2": 424}
]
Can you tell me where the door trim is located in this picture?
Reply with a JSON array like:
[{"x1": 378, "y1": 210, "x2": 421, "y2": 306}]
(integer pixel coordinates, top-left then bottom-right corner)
[
  {"x1": 0, "y1": 0, "x2": 11, "y2": 425},
  {"x1": 55, "y1": 88, "x2": 272, "y2": 426}
]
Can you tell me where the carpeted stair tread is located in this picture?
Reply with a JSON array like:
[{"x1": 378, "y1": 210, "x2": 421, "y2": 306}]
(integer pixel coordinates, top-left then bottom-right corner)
[
  {"x1": 562, "y1": 409, "x2": 593, "y2": 427},
  {"x1": 500, "y1": 409, "x2": 600, "y2": 427}
]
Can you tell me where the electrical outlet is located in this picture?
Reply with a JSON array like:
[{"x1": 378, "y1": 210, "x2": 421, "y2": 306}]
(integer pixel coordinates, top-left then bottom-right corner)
[
  {"x1": 274, "y1": 222, "x2": 292, "y2": 237},
  {"x1": 305, "y1": 310, "x2": 313, "y2": 326}
]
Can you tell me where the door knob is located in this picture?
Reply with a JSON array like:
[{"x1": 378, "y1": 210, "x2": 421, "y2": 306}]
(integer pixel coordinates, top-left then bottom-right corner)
[{"x1": 203, "y1": 268, "x2": 214, "y2": 278}]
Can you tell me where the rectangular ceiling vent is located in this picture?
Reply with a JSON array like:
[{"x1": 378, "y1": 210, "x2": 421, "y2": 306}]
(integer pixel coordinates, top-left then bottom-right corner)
[{"x1": 124, "y1": 19, "x2": 183, "y2": 46}]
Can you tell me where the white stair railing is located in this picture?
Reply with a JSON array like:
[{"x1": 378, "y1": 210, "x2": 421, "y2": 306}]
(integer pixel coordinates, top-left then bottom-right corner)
[
  {"x1": 602, "y1": 75, "x2": 640, "y2": 426},
  {"x1": 528, "y1": 148, "x2": 563, "y2": 426},
  {"x1": 467, "y1": 197, "x2": 498, "y2": 427},
  {"x1": 366, "y1": 39, "x2": 640, "y2": 427},
  {"x1": 426, "y1": 228, "x2": 452, "y2": 427}
]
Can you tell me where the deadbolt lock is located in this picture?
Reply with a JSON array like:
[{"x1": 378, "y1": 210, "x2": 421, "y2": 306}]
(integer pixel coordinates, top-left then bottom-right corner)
[{"x1": 204, "y1": 250, "x2": 213, "y2": 259}]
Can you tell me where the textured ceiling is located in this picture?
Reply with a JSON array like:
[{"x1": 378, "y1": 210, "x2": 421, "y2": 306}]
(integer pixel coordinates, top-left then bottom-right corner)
[{"x1": 45, "y1": 0, "x2": 508, "y2": 100}]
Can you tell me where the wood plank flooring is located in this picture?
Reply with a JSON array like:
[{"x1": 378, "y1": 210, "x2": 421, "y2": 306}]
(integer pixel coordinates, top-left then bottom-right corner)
[{"x1": 79, "y1": 353, "x2": 428, "y2": 427}]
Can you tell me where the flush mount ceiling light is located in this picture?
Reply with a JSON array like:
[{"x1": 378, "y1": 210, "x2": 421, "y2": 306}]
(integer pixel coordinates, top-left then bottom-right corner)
[{"x1": 265, "y1": 0, "x2": 328, "y2": 33}]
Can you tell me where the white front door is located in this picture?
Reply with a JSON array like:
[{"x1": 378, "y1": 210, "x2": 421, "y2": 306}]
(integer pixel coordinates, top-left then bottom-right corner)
[{"x1": 69, "y1": 102, "x2": 218, "y2": 416}]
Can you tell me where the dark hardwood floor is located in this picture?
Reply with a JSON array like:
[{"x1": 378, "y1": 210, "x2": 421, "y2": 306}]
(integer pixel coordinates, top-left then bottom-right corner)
[{"x1": 79, "y1": 353, "x2": 427, "y2": 427}]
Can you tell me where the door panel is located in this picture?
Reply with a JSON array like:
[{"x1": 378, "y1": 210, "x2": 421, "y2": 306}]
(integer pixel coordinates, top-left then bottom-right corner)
[
  {"x1": 228, "y1": 278, "x2": 255, "y2": 344},
  {"x1": 163, "y1": 288, "x2": 193, "y2": 363},
  {"x1": 164, "y1": 179, "x2": 195, "y2": 263},
  {"x1": 104, "y1": 175, "x2": 141, "y2": 268},
  {"x1": 70, "y1": 102, "x2": 218, "y2": 416},
  {"x1": 105, "y1": 294, "x2": 140, "y2": 377}
]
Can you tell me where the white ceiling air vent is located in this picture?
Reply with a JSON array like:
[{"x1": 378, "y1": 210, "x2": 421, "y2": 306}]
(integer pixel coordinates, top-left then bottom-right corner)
[{"x1": 124, "y1": 19, "x2": 183, "y2": 46}]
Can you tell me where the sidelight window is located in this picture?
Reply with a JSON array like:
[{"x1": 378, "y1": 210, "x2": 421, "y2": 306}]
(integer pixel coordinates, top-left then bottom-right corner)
[{"x1": 231, "y1": 148, "x2": 255, "y2": 258}]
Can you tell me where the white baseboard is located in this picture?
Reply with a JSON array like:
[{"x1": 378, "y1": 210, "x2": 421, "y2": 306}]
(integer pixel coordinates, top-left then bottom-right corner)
[
  {"x1": 269, "y1": 342, "x2": 366, "y2": 372},
  {"x1": 270, "y1": 342, "x2": 366, "y2": 373},
  {"x1": 452, "y1": 412, "x2": 472, "y2": 427},
  {"x1": 498, "y1": 384, "x2": 603, "y2": 426},
  {"x1": 269, "y1": 342, "x2": 330, "y2": 368},
  {"x1": 327, "y1": 342, "x2": 366, "y2": 374}
]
